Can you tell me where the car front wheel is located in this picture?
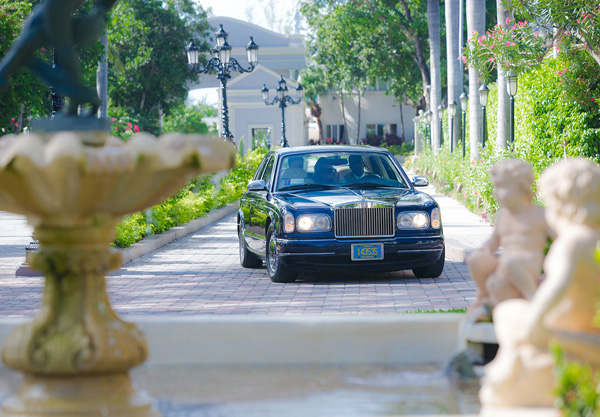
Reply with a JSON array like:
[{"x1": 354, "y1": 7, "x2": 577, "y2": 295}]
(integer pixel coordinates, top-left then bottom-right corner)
[
  {"x1": 239, "y1": 224, "x2": 262, "y2": 268},
  {"x1": 412, "y1": 248, "x2": 445, "y2": 278},
  {"x1": 266, "y1": 224, "x2": 297, "y2": 283}
]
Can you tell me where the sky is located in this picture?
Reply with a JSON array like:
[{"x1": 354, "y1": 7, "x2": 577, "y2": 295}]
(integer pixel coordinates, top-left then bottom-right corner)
[{"x1": 190, "y1": 0, "x2": 300, "y2": 105}]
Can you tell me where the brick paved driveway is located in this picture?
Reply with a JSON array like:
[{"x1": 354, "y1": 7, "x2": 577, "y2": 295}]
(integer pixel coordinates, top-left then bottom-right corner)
[{"x1": 0, "y1": 213, "x2": 477, "y2": 317}]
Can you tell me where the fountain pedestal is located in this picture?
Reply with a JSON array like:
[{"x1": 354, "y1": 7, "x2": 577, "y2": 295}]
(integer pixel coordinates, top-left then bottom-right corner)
[{"x1": 0, "y1": 131, "x2": 235, "y2": 416}]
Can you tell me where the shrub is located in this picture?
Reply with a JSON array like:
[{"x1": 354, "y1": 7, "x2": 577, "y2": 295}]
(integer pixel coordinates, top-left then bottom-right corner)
[
  {"x1": 113, "y1": 147, "x2": 267, "y2": 247},
  {"x1": 409, "y1": 56, "x2": 600, "y2": 221}
]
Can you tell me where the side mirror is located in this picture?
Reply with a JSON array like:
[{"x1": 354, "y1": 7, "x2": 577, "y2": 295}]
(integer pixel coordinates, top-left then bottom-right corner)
[
  {"x1": 411, "y1": 176, "x2": 429, "y2": 187},
  {"x1": 248, "y1": 179, "x2": 268, "y2": 191}
]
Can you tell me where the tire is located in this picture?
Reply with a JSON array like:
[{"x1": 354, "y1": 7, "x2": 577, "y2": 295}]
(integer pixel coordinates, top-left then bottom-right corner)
[
  {"x1": 238, "y1": 224, "x2": 262, "y2": 268},
  {"x1": 412, "y1": 247, "x2": 445, "y2": 278},
  {"x1": 266, "y1": 224, "x2": 297, "y2": 283}
]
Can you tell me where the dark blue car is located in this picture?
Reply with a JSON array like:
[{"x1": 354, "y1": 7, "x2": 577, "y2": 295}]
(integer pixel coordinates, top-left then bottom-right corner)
[{"x1": 238, "y1": 146, "x2": 445, "y2": 282}]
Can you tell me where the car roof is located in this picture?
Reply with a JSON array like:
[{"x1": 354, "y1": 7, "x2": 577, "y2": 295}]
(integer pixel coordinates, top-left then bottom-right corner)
[{"x1": 273, "y1": 145, "x2": 390, "y2": 156}]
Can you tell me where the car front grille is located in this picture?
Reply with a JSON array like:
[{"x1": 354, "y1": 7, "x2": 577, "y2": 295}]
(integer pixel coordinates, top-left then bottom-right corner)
[{"x1": 334, "y1": 205, "x2": 395, "y2": 238}]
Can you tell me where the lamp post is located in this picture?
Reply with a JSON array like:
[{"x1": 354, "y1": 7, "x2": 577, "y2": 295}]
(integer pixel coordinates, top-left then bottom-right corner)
[
  {"x1": 459, "y1": 92, "x2": 468, "y2": 158},
  {"x1": 185, "y1": 24, "x2": 259, "y2": 145},
  {"x1": 437, "y1": 105, "x2": 444, "y2": 147},
  {"x1": 425, "y1": 110, "x2": 433, "y2": 145},
  {"x1": 261, "y1": 75, "x2": 304, "y2": 147},
  {"x1": 448, "y1": 101, "x2": 457, "y2": 153},
  {"x1": 479, "y1": 83, "x2": 489, "y2": 148},
  {"x1": 507, "y1": 71, "x2": 518, "y2": 145}
]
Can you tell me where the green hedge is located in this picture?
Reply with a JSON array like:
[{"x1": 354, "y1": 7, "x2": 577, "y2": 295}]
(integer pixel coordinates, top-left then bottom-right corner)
[
  {"x1": 408, "y1": 56, "x2": 600, "y2": 220},
  {"x1": 113, "y1": 147, "x2": 267, "y2": 247}
]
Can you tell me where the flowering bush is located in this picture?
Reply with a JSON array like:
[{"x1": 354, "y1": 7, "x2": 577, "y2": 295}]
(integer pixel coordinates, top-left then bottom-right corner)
[{"x1": 462, "y1": 18, "x2": 549, "y2": 83}]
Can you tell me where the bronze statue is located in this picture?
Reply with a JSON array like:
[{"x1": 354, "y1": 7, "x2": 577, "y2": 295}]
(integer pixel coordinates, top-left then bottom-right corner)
[{"x1": 0, "y1": 0, "x2": 118, "y2": 116}]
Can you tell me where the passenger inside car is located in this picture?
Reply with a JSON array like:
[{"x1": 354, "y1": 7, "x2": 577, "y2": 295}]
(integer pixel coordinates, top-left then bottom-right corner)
[
  {"x1": 279, "y1": 156, "x2": 308, "y2": 188},
  {"x1": 311, "y1": 157, "x2": 338, "y2": 184}
]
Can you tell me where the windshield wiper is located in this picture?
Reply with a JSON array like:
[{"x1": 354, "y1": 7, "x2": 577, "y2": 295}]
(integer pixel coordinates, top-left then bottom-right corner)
[{"x1": 278, "y1": 183, "x2": 339, "y2": 191}]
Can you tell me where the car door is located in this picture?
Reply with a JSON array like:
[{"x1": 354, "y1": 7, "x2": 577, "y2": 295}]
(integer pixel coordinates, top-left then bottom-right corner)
[{"x1": 245, "y1": 154, "x2": 276, "y2": 253}]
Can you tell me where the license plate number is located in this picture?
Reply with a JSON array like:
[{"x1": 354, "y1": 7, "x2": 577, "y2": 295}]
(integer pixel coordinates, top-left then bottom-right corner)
[{"x1": 351, "y1": 243, "x2": 384, "y2": 261}]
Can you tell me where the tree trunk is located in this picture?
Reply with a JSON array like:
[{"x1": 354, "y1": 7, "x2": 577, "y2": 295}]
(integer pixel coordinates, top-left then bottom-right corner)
[
  {"x1": 466, "y1": 0, "x2": 485, "y2": 160},
  {"x1": 356, "y1": 91, "x2": 361, "y2": 145},
  {"x1": 340, "y1": 91, "x2": 348, "y2": 144},
  {"x1": 446, "y1": 0, "x2": 462, "y2": 152},
  {"x1": 310, "y1": 102, "x2": 323, "y2": 144},
  {"x1": 496, "y1": 0, "x2": 511, "y2": 150},
  {"x1": 97, "y1": 34, "x2": 108, "y2": 119},
  {"x1": 427, "y1": 0, "x2": 442, "y2": 151},
  {"x1": 398, "y1": 102, "x2": 405, "y2": 138}
]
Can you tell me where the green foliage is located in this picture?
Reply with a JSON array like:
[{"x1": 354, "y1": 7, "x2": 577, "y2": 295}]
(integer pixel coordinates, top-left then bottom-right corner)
[
  {"x1": 300, "y1": 0, "x2": 430, "y2": 105},
  {"x1": 162, "y1": 103, "x2": 218, "y2": 135},
  {"x1": 0, "y1": 1, "x2": 48, "y2": 133},
  {"x1": 113, "y1": 148, "x2": 267, "y2": 247},
  {"x1": 553, "y1": 344, "x2": 600, "y2": 417},
  {"x1": 463, "y1": 18, "x2": 548, "y2": 83},
  {"x1": 409, "y1": 56, "x2": 600, "y2": 220},
  {"x1": 107, "y1": 0, "x2": 210, "y2": 128}
]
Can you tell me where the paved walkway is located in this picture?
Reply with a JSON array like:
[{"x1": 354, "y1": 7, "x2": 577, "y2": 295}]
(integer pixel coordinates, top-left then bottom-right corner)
[{"x1": 0, "y1": 176, "x2": 494, "y2": 317}]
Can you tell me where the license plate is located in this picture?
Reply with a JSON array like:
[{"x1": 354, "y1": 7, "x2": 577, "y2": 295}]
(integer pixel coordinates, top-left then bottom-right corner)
[{"x1": 351, "y1": 243, "x2": 384, "y2": 261}]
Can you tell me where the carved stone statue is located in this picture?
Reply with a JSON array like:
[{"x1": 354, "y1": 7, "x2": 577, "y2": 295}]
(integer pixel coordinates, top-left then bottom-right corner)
[
  {"x1": 466, "y1": 159, "x2": 553, "y2": 319},
  {"x1": 480, "y1": 157, "x2": 600, "y2": 408},
  {"x1": 0, "y1": 0, "x2": 118, "y2": 116}
]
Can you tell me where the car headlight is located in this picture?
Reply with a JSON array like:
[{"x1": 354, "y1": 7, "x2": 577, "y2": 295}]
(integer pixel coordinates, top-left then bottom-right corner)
[
  {"x1": 431, "y1": 208, "x2": 441, "y2": 229},
  {"x1": 284, "y1": 213, "x2": 295, "y2": 233},
  {"x1": 397, "y1": 211, "x2": 429, "y2": 229},
  {"x1": 296, "y1": 214, "x2": 331, "y2": 232}
]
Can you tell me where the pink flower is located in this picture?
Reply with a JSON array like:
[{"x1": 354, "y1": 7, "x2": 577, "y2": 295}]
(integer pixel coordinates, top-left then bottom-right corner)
[
  {"x1": 133, "y1": 125, "x2": 140, "y2": 133},
  {"x1": 592, "y1": 98, "x2": 595, "y2": 101},
  {"x1": 505, "y1": 17, "x2": 510, "y2": 25},
  {"x1": 578, "y1": 78, "x2": 583, "y2": 82},
  {"x1": 41, "y1": 48, "x2": 45, "y2": 53},
  {"x1": 488, "y1": 57, "x2": 495, "y2": 63},
  {"x1": 112, "y1": 117, "x2": 117, "y2": 121},
  {"x1": 10, "y1": 118, "x2": 14, "y2": 122},
  {"x1": 506, "y1": 41, "x2": 511, "y2": 46}
]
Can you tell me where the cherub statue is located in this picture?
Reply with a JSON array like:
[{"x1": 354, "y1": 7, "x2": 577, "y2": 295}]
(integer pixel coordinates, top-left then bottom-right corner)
[
  {"x1": 480, "y1": 158, "x2": 600, "y2": 407},
  {"x1": 0, "y1": 0, "x2": 118, "y2": 116},
  {"x1": 466, "y1": 159, "x2": 553, "y2": 320}
]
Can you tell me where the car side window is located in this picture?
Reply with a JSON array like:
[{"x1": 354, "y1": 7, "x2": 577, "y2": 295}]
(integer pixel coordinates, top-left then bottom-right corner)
[
  {"x1": 253, "y1": 156, "x2": 270, "y2": 181},
  {"x1": 261, "y1": 156, "x2": 276, "y2": 187}
]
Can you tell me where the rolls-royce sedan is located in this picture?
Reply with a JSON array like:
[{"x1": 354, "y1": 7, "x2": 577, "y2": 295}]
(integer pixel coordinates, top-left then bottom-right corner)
[{"x1": 238, "y1": 145, "x2": 445, "y2": 283}]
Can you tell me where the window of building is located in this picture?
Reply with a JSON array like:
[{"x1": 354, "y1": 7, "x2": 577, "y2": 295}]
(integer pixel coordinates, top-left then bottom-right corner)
[
  {"x1": 252, "y1": 127, "x2": 272, "y2": 149},
  {"x1": 366, "y1": 123, "x2": 398, "y2": 138},
  {"x1": 326, "y1": 124, "x2": 345, "y2": 143}
]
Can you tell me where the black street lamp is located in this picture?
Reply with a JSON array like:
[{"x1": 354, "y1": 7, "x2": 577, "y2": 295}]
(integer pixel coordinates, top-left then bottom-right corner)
[
  {"x1": 479, "y1": 83, "x2": 489, "y2": 148},
  {"x1": 507, "y1": 71, "x2": 518, "y2": 145},
  {"x1": 437, "y1": 104, "x2": 444, "y2": 146},
  {"x1": 185, "y1": 24, "x2": 259, "y2": 145},
  {"x1": 425, "y1": 110, "x2": 433, "y2": 145},
  {"x1": 448, "y1": 101, "x2": 457, "y2": 153},
  {"x1": 261, "y1": 76, "x2": 303, "y2": 148},
  {"x1": 459, "y1": 92, "x2": 468, "y2": 158}
]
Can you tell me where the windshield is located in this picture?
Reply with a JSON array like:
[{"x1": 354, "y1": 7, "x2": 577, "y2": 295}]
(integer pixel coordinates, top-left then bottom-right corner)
[{"x1": 276, "y1": 151, "x2": 409, "y2": 191}]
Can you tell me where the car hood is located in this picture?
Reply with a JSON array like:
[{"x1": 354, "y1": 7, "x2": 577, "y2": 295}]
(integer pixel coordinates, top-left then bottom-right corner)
[{"x1": 276, "y1": 187, "x2": 436, "y2": 209}]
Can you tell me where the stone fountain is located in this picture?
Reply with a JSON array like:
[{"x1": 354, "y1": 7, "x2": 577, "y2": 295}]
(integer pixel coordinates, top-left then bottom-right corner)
[
  {"x1": 0, "y1": 1, "x2": 236, "y2": 413},
  {"x1": 0, "y1": 130, "x2": 235, "y2": 416}
]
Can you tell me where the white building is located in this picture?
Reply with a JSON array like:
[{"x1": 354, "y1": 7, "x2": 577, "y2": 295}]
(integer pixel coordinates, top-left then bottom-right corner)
[
  {"x1": 190, "y1": 17, "x2": 416, "y2": 152},
  {"x1": 317, "y1": 82, "x2": 415, "y2": 146}
]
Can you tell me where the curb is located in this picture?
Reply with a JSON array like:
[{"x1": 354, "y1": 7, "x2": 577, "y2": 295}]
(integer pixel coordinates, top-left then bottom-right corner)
[
  {"x1": 444, "y1": 237, "x2": 473, "y2": 264},
  {"x1": 118, "y1": 202, "x2": 239, "y2": 265}
]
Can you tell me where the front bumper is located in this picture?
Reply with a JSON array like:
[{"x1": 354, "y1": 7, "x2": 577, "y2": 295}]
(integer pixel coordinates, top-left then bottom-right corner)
[{"x1": 276, "y1": 235, "x2": 444, "y2": 273}]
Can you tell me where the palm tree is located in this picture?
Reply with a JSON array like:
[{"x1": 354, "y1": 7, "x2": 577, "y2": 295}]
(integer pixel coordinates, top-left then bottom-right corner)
[
  {"x1": 496, "y1": 0, "x2": 511, "y2": 150},
  {"x1": 466, "y1": 0, "x2": 486, "y2": 160},
  {"x1": 427, "y1": 0, "x2": 442, "y2": 151},
  {"x1": 446, "y1": 0, "x2": 462, "y2": 151}
]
